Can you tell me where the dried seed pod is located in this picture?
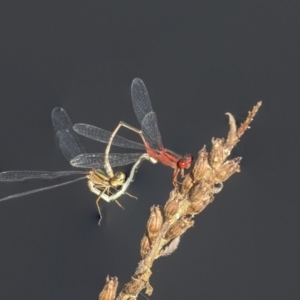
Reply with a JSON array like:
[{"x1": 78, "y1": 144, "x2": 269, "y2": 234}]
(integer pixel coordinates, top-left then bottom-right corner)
[
  {"x1": 147, "y1": 206, "x2": 164, "y2": 243},
  {"x1": 164, "y1": 197, "x2": 180, "y2": 221},
  {"x1": 210, "y1": 138, "x2": 225, "y2": 166},
  {"x1": 165, "y1": 217, "x2": 194, "y2": 240},
  {"x1": 210, "y1": 138, "x2": 225, "y2": 168},
  {"x1": 185, "y1": 195, "x2": 213, "y2": 216},
  {"x1": 99, "y1": 276, "x2": 118, "y2": 300},
  {"x1": 214, "y1": 157, "x2": 241, "y2": 182},
  {"x1": 188, "y1": 180, "x2": 211, "y2": 202},
  {"x1": 192, "y1": 146, "x2": 210, "y2": 181},
  {"x1": 140, "y1": 235, "x2": 151, "y2": 259},
  {"x1": 181, "y1": 173, "x2": 193, "y2": 194},
  {"x1": 181, "y1": 147, "x2": 210, "y2": 194}
]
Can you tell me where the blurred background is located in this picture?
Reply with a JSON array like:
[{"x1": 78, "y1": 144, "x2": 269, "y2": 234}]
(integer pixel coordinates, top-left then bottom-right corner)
[{"x1": 0, "y1": 1, "x2": 299, "y2": 299}]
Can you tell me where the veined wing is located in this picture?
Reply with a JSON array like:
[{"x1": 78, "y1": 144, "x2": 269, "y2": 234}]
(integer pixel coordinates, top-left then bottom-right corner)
[
  {"x1": 73, "y1": 123, "x2": 145, "y2": 150},
  {"x1": 141, "y1": 112, "x2": 163, "y2": 150},
  {"x1": 56, "y1": 130, "x2": 86, "y2": 162},
  {"x1": 70, "y1": 153, "x2": 143, "y2": 169},
  {"x1": 131, "y1": 79, "x2": 163, "y2": 150},
  {"x1": 52, "y1": 107, "x2": 86, "y2": 161},
  {"x1": 52, "y1": 107, "x2": 73, "y2": 132},
  {"x1": 131, "y1": 78, "x2": 154, "y2": 124},
  {"x1": 0, "y1": 175, "x2": 87, "y2": 202},
  {"x1": 0, "y1": 170, "x2": 88, "y2": 182}
]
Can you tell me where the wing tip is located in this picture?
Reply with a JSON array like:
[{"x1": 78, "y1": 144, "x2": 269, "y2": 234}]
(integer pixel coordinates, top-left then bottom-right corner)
[{"x1": 132, "y1": 78, "x2": 144, "y2": 87}]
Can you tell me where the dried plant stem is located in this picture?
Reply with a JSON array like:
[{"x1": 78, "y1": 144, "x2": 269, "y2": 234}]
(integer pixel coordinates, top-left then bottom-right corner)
[{"x1": 99, "y1": 102, "x2": 262, "y2": 300}]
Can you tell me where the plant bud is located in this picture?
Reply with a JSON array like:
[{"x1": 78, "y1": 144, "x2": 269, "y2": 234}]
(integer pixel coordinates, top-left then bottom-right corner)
[
  {"x1": 140, "y1": 235, "x2": 151, "y2": 259},
  {"x1": 214, "y1": 157, "x2": 241, "y2": 182},
  {"x1": 99, "y1": 276, "x2": 118, "y2": 300},
  {"x1": 210, "y1": 138, "x2": 225, "y2": 168},
  {"x1": 165, "y1": 217, "x2": 194, "y2": 240},
  {"x1": 147, "y1": 206, "x2": 163, "y2": 243}
]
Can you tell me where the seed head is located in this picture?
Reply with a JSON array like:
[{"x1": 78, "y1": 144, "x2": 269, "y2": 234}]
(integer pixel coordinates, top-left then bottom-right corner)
[
  {"x1": 147, "y1": 206, "x2": 164, "y2": 243},
  {"x1": 165, "y1": 217, "x2": 194, "y2": 240},
  {"x1": 99, "y1": 276, "x2": 118, "y2": 300},
  {"x1": 140, "y1": 235, "x2": 151, "y2": 259}
]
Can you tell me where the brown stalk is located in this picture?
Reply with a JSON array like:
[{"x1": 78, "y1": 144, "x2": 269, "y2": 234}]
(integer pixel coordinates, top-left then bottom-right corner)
[{"x1": 98, "y1": 101, "x2": 262, "y2": 300}]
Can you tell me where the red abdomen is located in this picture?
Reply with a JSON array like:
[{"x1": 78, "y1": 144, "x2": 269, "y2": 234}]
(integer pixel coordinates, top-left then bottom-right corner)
[{"x1": 146, "y1": 147, "x2": 179, "y2": 169}]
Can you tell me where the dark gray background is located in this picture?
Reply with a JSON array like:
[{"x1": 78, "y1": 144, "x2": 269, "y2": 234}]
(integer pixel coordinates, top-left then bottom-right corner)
[{"x1": 0, "y1": 1, "x2": 299, "y2": 299}]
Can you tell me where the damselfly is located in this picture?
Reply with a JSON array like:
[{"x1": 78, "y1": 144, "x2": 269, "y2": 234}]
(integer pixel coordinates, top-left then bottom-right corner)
[
  {"x1": 0, "y1": 107, "x2": 156, "y2": 223},
  {"x1": 72, "y1": 78, "x2": 193, "y2": 186}
]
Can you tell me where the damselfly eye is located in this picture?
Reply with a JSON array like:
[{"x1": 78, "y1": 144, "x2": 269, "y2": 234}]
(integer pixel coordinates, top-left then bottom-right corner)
[
  {"x1": 109, "y1": 172, "x2": 126, "y2": 187},
  {"x1": 116, "y1": 172, "x2": 126, "y2": 181},
  {"x1": 177, "y1": 154, "x2": 193, "y2": 169}
]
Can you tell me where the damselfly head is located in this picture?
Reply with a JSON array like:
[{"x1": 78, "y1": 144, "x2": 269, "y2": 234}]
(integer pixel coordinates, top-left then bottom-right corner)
[
  {"x1": 177, "y1": 154, "x2": 193, "y2": 169},
  {"x1": 109, "y1": 172, "x2": 126, "y2": 187}
]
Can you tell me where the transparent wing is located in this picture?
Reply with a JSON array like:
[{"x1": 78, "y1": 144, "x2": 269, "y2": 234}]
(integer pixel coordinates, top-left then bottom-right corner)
[
  {"x1": 141, "y1": 112, "x2": 163, "y2": 150},
  {"x1": 70, "y1": 153, "x2": 143, "y2": 169},
  {"x1": 0, "y1": 170, "x2": 88, "y2": 182},
  {"x1": 52, "y1": 107, "x2": 86, "y2": 161},
  {"x1": 56, "y1": 130, "x2": 86, "y2": 162},
  {"x1": 52, "y1": 107, "x2": 73, "y2": 132},
  {"x1": 131, "y1": 78, "x2": 154, "y2": 124},
  {"x1": 0, "y1": 176, "x2": 86, "y2": 202},
  {"x1": 131, "y1": 79, "x2": 163, "y2": 150},
  {"x1": 73, "y1": 123, "x2": 145, "y2": 150}
]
